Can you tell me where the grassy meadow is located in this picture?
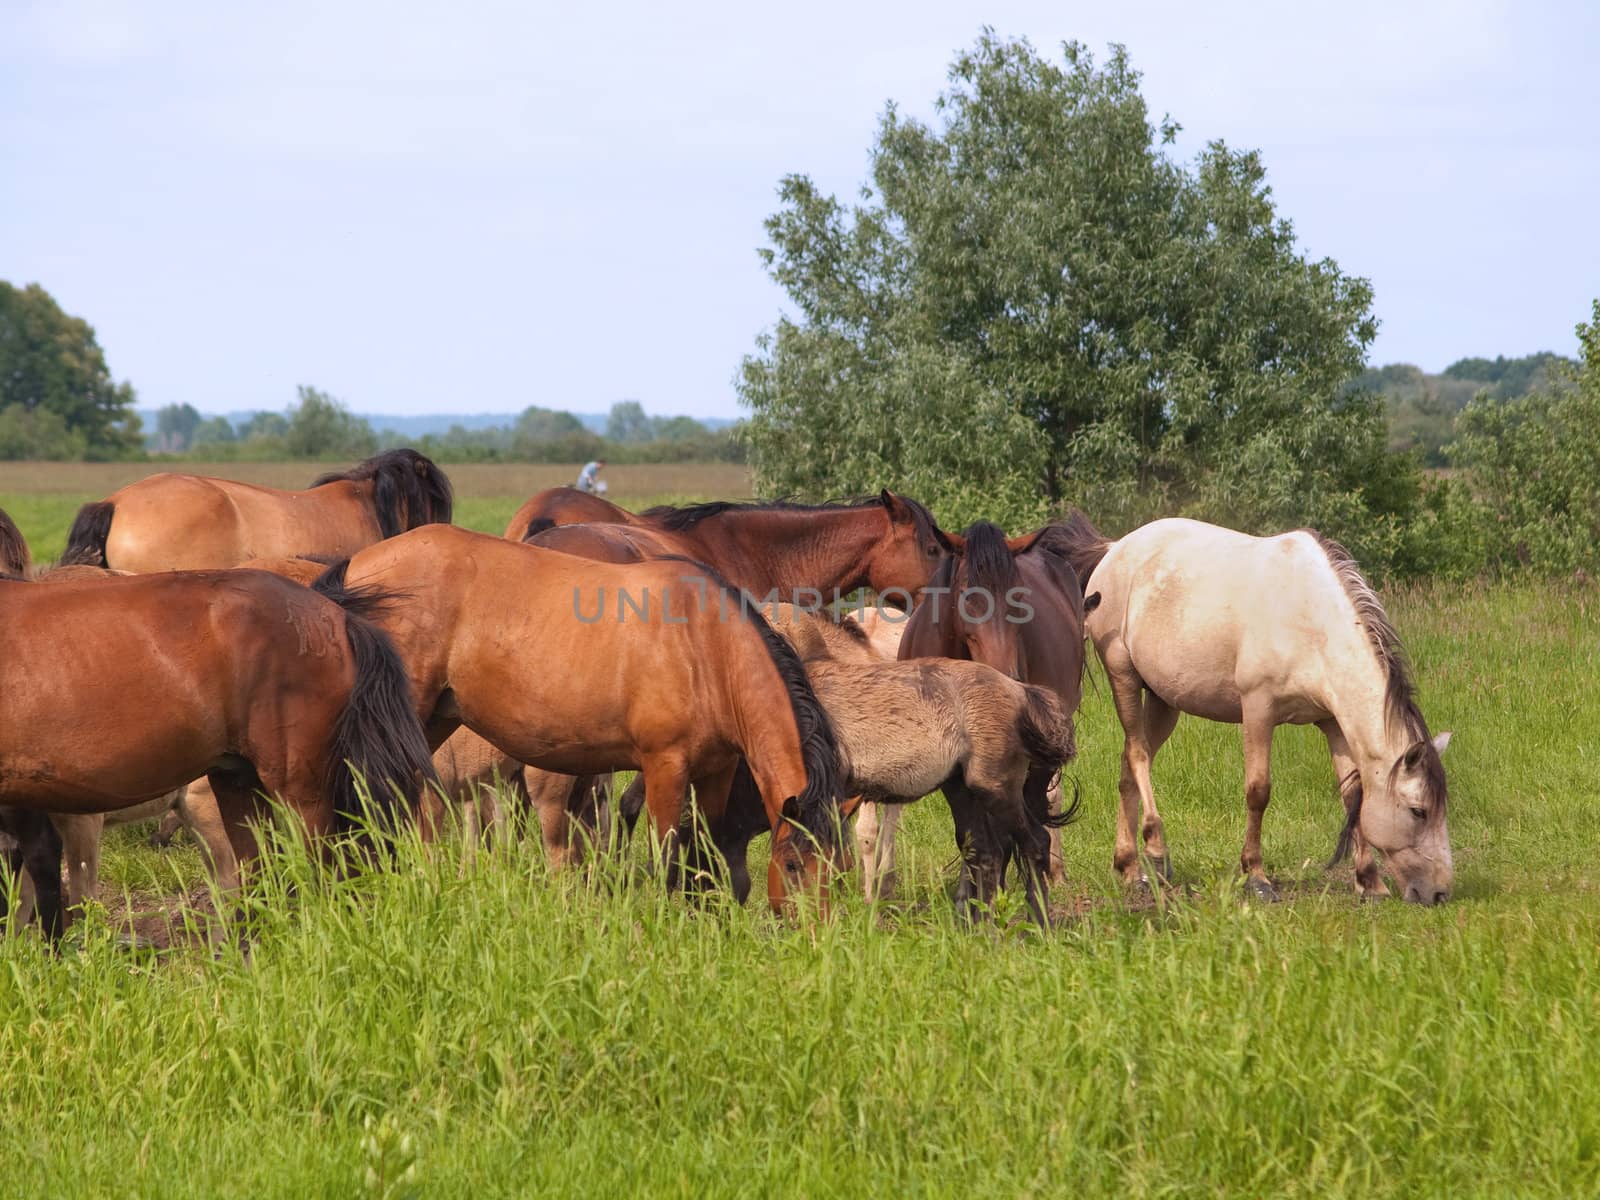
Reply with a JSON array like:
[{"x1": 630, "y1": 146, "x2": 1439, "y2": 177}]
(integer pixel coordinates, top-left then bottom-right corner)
[{"x1": 2, "y1": 463, "x2": 1599, "y2": 1196}]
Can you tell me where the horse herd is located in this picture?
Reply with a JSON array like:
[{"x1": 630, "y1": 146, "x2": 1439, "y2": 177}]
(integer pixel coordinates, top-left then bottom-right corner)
[{"x1": 0, "y1": 449, "x2": 1454, "y2": 940}]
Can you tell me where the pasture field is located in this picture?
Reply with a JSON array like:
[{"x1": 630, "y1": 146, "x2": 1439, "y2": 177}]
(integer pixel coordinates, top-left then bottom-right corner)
[{"x1": 2, "y1": 465, "x2": 1599, "y2": 1197}]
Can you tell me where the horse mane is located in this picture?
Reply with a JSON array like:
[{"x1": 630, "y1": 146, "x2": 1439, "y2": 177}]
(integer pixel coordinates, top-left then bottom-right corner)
[
  {"x1": 655, "y1": 554, "x2": 843, "y2": 854},
  {"x1": 1310, "y1": 531, "x2": 1447, "y2": 815},
  {"x1": 0, "y1": 508, "x2": 30, "y2": 579},
  {"x1": 642, "y1": 493, "x2": 958, "y2": 551},
  {"x1": 959, "y1": 520, "x2": 1017, "y2": 597},
  {"x1": 311, "y1": 449, "x2": 454, "y2": 538},
  {"x1": 1026, "y1": 511, "x2": 1109, "y2": 599}
]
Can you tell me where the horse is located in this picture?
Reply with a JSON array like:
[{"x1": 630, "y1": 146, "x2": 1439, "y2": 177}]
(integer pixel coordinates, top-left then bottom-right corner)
[
  {"x1": 857, "y1": 520, "x2": 1087, "y2": 905},
  {"x1": 1053, "y1": 515, "x2": 1454, "y2": 904},
  {"x1": 695, "y1": 606, "x2": 1075, "y2": 923},
  {"x1": 307, "y1": 526, "x2": 845, "y2": 909},
  {"x1": 504, "y1": 486, "x2": 649, "y2": 538},
  {"x1": 0, "y1": 507, "x2": 29, "y2": 578},
  {"x1": 511, "y1": 492, "x2": 960, "y2": 868},
  {"x1": 0, "y1": 568, "x2": 437, "y2": 937},
  {"x1": 60, "y1": 448, "x2": 453, "y2": 572}
]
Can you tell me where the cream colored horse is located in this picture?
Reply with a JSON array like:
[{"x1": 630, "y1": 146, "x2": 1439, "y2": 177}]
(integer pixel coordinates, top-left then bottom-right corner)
[{"x1": 1064, "y1": 517, "x2": 1453, "y2": 904}]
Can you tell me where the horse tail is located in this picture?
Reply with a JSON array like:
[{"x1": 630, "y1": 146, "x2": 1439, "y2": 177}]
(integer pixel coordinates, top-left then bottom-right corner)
[
  {"x1": 1034, "y1": 509, "x2": 1111, "y2": 598},
  {"x1": 327, "y1": 607, "x2": 437, "y2": 834},
  {"x1": 0, "y1": 508, "x2": 30, "y2": 578},
  {"x1": 1017, "y1": 685, "x2": 1082, "y2": 829},
  {"x1": 309, "y1": 558, "x2": 410, "y2": 623},
  {"x1": 62, "y1": 500, "x2": 115, "y2": 567}
]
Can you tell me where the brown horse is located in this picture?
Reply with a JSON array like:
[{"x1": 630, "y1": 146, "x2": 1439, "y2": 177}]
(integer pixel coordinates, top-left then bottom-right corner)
[
  {"x1": 0, "y1": 568, "x2": 436, "y2": 937},
  {"x1": 61, "y1": 448, "x2": 453, "y2": 572},
  {"x1": 309, "y1": 526, "x2": 845, "y2": 907},
  {"x1": 512, "y1": 491, "x2": 959, "y2": 599},
  {"x1": 513, "y1": 492, "x2": 960, "y2": 866},
  {"x1": 873, "y1": 519, "x2": 1088, "y2": 906},
  {"x1": 0, "y1": 507, "x2": 29, "y2": 578},
  {"x1": 505, "y1": 486, "x2": 649, "y2": 538}
]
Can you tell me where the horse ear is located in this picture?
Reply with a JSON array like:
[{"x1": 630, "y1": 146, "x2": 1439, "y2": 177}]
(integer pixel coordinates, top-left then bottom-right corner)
[
  {"x1": 1007, "y1": 528, "x2": 1045, "y2": 555},
  {"x1": 880, "y1": 490, "x2": 912, "y2": 523},
  {"x1": 1432, "y1": 730, "x2": 1453, "y2": 756}
]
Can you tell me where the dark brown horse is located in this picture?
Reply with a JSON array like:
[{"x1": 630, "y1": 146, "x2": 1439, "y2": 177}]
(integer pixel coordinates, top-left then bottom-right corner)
[
  {"x1": 61, "y1": 449, "x2": 453, "y2": 572},
  {"x1": 878, "y1": 519, "x2": 1088, "y2": 907},
  {"x1": 0, "y1": 568, "x2": 437, "y2": 937},
  {"x1": 513, "y1": 491, "x2": 960, "y2": 599},
  {"x1": 0, "y1": 507, "x2": 29, "y2": 579},
  {"x1": 309, "y1": 525, "x2": 845, "y2": 908}
]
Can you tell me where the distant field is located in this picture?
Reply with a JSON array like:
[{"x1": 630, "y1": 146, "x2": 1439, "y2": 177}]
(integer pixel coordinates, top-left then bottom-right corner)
[{"x1": 0, "y1": 460, "x2": 752, "y2": 560}]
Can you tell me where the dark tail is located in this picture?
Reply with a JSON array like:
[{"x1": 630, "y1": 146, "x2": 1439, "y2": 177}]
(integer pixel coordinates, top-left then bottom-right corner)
[
  {"x1": 0, "y1": 508, "x2": 29, "y2": 578},
  {"x1": 327, "y1": 610, "x2": 438, "y2": 834},
  {"x1": 62, "y1": 500, "x2": 115, "y2": 568},
  {"x1": 1018, "y1": 685, "x2": 1075, "y2": 768},
  {"x1": 310, "y1": 559, "x2": 411, "y2": 622},
  {"x1": 1032, "y1": 509, "x2": 1111, "y2": 598}
]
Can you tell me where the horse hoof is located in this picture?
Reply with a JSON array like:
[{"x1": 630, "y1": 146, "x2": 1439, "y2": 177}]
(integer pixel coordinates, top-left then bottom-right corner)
[
  {"x1": 1245, "y1": 878, "x2": 1281, "y2": 903},
  {"x1": 1152, "y1": 855, "x2": 1172, "y2": 883}
]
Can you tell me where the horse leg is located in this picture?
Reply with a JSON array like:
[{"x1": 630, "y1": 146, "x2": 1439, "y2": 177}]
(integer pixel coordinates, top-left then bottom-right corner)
[
  {"x1": 206, "y1": 771, "x2": 270, "y2": 896},
  {"x1": 526, "y1": 769, "x2": 590, "y2": 871},
  {"x1": 182, "y1": 776, "x2": 240, "y2": 891},
  {"x1": 1321, "y1": 720, "x2": 1386, "y2": 899},
  {"x1": 639, "y1": 756, "x2": 691, "y2": 885},
  {"x1": 1139, "y1": 695, "x2": 1180, "y2": 880},
  {"x1": 51, "y1": 813, "x2": 104, "y2": 915},
  {"x1": 855, "y1": 802, "x2": 903, "y2": 902},
  {"x1": 679, "y1": 764, "x2": 738, "y2": 898},
  {"x1": 944, "y1": 780, "x2": 1002, "y2": 923},
  {"x1": 150, "y1": 808, "x2": 184, "y2": 847},
  {"x1": 1239, "y1": 701, "x2": 1279, "y2": 901},
  {"x1": 1103, "y1": 642, "x2": 1160, "y2": 886},
  {"x1": 0, "y1": 810, "x2": 65, "y2": 941}
]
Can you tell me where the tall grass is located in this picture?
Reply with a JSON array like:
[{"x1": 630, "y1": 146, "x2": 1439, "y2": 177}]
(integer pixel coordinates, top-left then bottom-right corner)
[{"x1": 0, "y1": 580, "x2": 1596, "y2": 1196}]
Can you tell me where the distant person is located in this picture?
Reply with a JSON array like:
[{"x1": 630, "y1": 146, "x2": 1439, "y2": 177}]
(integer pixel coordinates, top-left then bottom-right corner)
[{"x1": 576, "y1": 459, "x2": 606, "y2": 493}]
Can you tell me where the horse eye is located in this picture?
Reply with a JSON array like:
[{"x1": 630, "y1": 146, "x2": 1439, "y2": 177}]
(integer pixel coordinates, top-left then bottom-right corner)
[{"x1": 1409, "y1": 806, "x2": 1427, "y2": 821}]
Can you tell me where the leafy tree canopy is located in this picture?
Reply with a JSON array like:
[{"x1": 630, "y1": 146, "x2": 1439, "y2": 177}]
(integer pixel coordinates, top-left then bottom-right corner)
[
  {"x1": 739, "y1": 33, "x2": 1408, "y2": 558},
  {"x1": 284, "y1": 385, "x2": 377, "y2": 459},
  {"x1": 0, "y1": 281, "x2": 141, "y2": 456}
]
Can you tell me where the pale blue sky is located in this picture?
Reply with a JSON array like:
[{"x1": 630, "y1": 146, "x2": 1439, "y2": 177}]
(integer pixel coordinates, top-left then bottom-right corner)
[{"x1": 2, "y1": 1, "x2": 1596, "y2": 419}]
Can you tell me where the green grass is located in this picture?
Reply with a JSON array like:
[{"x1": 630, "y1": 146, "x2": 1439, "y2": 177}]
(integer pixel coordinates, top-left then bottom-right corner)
[{"x1": 2, "y1": 464, "x2": 1599, "y2": 1195}]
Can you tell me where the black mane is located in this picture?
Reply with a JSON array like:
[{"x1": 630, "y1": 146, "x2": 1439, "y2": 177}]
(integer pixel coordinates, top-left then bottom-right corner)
[
  {"x1": 0, "y1": 507, "x2": 29, "y2": 579},
  {"x1": 311, "y1": 449, "x2": 454, "y2": 539}
]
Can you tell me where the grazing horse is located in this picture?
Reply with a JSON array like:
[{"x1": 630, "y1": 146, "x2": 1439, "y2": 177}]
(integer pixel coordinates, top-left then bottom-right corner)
[
  {"x1": 0, "y1": 507, "x2": 29, "y2": 578},
  {"x1": 857, "y1": 520, "x2": 1087, "y2": 904},
  {"x1": 0, "y1": 569, "x2": 437, "y2": 937},
  {"x1": 60, "y1": 448, "x2": 453, "y2": 572},
  {"x1": 309, "y1": 526, "x2": 845, "y2": 908},
  {"x1": 513, "y1": 491, "x2": 959, "y2": 866},
  {"x1": 1055, "y1": 515, "x2": 1454, "y2": 904}
]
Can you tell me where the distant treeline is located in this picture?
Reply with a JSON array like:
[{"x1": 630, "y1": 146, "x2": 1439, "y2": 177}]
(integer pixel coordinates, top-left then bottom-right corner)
[
  {"x1": 140, "y1": 390, "x2": 746, "y2": 465},
  {"x1": 1353, "y1": 352, "x2": 1575, "y2": 466}
]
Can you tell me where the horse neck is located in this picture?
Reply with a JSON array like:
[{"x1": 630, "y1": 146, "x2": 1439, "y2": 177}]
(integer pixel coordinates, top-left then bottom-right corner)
[
  {"x1": 686, "y1": 508, "x2": 881, "y2": 596},
  {"x1": 1318, "y1": 626, "x2": 1410, "y2": 774}
]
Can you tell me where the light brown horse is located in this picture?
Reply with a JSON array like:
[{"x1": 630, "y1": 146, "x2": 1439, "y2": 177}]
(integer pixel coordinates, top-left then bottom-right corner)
[
  {"x1": 61, "y1": 448, "x2": 453, "y2": 572},
  {"x1": 0, "y1": 568, "x2": 437, "y2": 937},
  {"x1": 310, "y1": 526, "x2": 845, "y2": 907},
  {"x1": 513, "y1": 492, "x2": 959, "y2": 863}
]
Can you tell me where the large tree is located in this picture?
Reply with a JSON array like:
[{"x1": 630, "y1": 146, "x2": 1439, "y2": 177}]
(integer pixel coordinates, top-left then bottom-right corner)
[
  {"x1": 0, "y1": 281, "x2": 141, "y2": 456},
  {"x1": 284, "y1": 385, "x2": 377, "y2": 459},
  {"x1": 740, "y1": 34, "x2": 1409, "y2": 550}
]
